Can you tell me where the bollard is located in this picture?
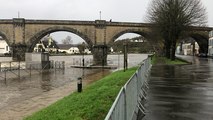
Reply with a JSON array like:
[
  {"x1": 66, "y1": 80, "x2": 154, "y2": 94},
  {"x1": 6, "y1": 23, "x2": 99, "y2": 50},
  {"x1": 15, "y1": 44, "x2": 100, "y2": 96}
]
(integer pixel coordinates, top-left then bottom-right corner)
[
  {"x1": 30, "y1": 64, "x2": 32, "y2": 76},
  {"x1": 77, "y1": 77, "x2": 82, "y2": 92}
]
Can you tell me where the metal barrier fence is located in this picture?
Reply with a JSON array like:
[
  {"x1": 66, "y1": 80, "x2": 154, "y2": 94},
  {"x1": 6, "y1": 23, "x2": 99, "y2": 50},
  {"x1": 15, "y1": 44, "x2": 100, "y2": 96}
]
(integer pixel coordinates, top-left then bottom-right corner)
[
  {"x1": 72, "y1": 58, "x2": 93, "y2": 66},
  {"x1": 0, "y1": 61, "x2": 27, "y2": 81},
  {"x1": 0, "y1": 61, "x2": 65, "y2": 82},
  {"x1": 105, "y1": 56, "x2": 152, "y2": 120},
  {"x1": 54, "y1": 61, "x2": 65, "y2": 69},
  {"x1": 0, "y1": 61, "x2": 26, "y2": 71}
]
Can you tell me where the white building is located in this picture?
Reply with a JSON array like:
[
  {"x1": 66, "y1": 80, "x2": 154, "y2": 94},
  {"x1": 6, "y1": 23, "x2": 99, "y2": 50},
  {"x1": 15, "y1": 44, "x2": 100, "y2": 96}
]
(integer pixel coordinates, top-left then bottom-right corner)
[
  {"x1": 34, "y1": 41, "x2": 45, "y2": 52},
  {"x1": 0, "y1": 39, "x2": 10, "y2": 55},
  {"x1": 176, "y1": 42, "x2": 199, "y2": 55},
  {"x1": 208, "y1": 30, "x2": 213, "y2": 56},
  {"x1": 84, "y1": 48, "x2": 92, "y2": 54},
  {"x1": 182, "y1": 42, "x2": 199, "y2": 55},
  {"x1": 57, "y1": 44, "x2": 92, "y2": 54},
  {"x1": 57, "y1": 44, "x2": 80, "y2": 54},
  {"x1": 33, "y1": 36, "x2": 59, "y2": 53}
]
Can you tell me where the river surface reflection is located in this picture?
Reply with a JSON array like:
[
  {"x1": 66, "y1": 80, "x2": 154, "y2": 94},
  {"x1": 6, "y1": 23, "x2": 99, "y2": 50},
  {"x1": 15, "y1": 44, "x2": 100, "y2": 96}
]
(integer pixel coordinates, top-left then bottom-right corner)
[{"x1": 0, "y1": 54, "x2": 148, "y2": 120}]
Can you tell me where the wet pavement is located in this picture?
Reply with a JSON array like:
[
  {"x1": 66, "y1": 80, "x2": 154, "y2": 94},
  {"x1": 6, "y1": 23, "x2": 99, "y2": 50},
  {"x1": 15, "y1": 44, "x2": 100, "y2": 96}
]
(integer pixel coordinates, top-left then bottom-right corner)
[{"x1": 143, "y1": 56, "x2": 213, "y2": 120}]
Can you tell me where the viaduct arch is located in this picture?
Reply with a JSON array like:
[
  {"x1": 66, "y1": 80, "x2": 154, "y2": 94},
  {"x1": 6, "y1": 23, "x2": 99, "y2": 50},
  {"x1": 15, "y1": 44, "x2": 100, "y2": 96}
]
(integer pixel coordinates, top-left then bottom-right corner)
[
  {"x1": 108, "y1": 29, "x2": 151, "y2": 45},
  {"x1": 27, "y1": 26, "x2": 93, "y2": 52}
]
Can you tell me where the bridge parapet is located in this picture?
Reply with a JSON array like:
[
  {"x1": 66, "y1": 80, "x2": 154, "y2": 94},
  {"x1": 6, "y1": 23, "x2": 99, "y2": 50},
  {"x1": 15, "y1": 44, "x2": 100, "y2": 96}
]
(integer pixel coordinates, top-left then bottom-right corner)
[{"x1": 95, "y1": 20, "x2": 106, "y2": 28}]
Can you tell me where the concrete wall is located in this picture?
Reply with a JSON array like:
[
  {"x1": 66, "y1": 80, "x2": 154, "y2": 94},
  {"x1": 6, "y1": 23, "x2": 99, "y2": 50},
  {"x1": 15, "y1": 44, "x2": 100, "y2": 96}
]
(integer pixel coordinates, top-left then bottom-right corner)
[{"x1": 25, "y1": 53, "x2": 50, "y2": 69}]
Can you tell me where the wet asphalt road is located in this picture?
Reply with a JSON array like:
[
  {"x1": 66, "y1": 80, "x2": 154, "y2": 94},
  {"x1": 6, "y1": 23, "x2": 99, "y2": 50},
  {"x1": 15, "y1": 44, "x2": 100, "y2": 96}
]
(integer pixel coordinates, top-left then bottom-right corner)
[{"x1": 143, "y1": 56, "x2": 213, "y2": 120}]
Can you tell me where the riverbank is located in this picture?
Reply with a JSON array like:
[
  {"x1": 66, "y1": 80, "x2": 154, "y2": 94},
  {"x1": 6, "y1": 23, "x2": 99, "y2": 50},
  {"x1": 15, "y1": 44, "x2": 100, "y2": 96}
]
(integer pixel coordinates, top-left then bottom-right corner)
[{"x1": 24, "y1": 67, "x2": 138, "y2": 120}]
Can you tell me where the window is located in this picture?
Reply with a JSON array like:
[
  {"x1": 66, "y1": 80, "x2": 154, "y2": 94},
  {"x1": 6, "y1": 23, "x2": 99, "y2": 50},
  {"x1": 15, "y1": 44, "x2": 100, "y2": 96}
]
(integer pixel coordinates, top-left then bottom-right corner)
[
  {"x1": 209, "y1": 31, "x2": 213, "y2": 38},
  {"x1": 6, "y1": 46, "x2": 8, "y2": 51}
]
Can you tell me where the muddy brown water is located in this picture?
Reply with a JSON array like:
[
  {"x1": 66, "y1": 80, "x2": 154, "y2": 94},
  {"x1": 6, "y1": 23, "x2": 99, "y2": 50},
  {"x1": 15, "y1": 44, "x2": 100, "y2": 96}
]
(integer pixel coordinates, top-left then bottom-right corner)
[{"x1": 0, "y1": 54, "x2": 148, "y2": 120}]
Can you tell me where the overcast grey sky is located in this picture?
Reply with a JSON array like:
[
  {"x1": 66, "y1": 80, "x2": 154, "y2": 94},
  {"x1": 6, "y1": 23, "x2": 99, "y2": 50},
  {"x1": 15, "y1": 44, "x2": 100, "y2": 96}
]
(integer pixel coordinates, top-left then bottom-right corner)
[{"x1": 0, "y1": 0, "x2": 213, "y2": 43}]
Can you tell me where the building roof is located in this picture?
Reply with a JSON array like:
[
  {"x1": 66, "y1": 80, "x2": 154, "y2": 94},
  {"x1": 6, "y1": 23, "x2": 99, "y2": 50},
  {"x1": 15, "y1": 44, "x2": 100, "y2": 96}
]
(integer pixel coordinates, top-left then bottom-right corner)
[
  {"x1": 57, "y1": 44, "x2": 78, "y2": 50},
  {"x1": 41, "y1": 39, "x2": 59, "y2": 49}
]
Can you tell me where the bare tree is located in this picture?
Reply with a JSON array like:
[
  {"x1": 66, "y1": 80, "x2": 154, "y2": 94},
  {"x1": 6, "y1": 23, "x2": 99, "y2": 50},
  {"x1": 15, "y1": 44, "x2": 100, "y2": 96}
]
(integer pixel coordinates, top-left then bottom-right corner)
[
  {"x1": 146, "y1": 0, "x2": 207, "y2": 60},
  {"x1": 61, "y1": 36, "x2": 73, "y2": 44},
  {"x1": 77, "y1": 42, "x2": 87, "y2": 54}
]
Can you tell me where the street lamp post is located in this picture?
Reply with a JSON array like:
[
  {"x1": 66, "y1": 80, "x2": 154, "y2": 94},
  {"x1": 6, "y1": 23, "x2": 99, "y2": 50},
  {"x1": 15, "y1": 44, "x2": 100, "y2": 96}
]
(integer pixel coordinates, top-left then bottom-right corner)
[
  {"x1": 123, "y1": 41, "x2": 128, "y2": 72},
  {"x1": 99, "y1": 11, "x2": 102, "y2": 20},
  {"x1": 82, "y1": 42, "x2": 85, "y2": 78},
  {"x1": 117, "y1": 45, "x2": 120, "y2": 69},
  {"x1": 82, "y1": 42, "x2": 85, "y2": 67}
]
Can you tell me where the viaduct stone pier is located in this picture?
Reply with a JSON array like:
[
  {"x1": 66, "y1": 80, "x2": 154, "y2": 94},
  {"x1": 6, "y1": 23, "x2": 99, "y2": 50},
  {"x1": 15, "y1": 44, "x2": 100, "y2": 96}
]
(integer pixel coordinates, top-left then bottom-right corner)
[{"x1": 0, "y1": 18, "x2": 212, "y2": 65}]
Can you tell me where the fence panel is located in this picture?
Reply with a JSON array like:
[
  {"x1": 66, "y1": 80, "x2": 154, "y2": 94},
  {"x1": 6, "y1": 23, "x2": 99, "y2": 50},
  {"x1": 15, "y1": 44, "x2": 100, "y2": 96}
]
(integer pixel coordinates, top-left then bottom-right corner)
[
  {"x1": 105, "y1": 56, "x2": 152, "y2": 120},
  {"x1": 105, "y1": 88, "x2": 126, "y2": 120},
  {"x1": 125, "y1": 74, "x2": 138, "y2": 120}
]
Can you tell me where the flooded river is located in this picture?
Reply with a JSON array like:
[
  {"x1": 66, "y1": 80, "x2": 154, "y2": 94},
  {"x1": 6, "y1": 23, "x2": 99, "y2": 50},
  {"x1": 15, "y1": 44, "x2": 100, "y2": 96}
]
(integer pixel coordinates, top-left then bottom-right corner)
[{"x1": 0, "y1": 54, "x2": 148, "y2": 120}]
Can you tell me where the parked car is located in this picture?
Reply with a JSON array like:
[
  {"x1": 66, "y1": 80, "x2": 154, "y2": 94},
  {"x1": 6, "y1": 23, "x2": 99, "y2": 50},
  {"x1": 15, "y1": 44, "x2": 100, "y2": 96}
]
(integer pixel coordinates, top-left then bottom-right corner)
[
  {"x1": 198, "y1": 53, "x2": 207, "y2": 57},
  {"x1": 4, "y1": 52, "x2": 11, "y2": 56}
]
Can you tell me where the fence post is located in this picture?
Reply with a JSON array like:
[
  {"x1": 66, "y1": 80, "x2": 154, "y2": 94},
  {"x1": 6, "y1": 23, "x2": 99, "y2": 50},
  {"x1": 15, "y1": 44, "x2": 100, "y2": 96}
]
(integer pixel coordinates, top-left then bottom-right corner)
[
  {"x1": 55, "y1": 61, "x2": 57, "y2": 70},
  {"x1": 123, "y1": 87, "x2": 127, "y2": 120},
  {"x1": 4, "y1": 69, "x2": 6, "y2": 83},
  {"x1": 30, "y1": 64, "x2": 32, "y2": 77},
  {"x1": 63, "y1": 61, "x2": 65, "y2": 70},
  {"x1": 18, "y1": 61, "x2": 20, "y2": 78},
  {"x1": 10, "y1": 62, "x2": 11, "y2": 71},
  {"x1": 136, "y1": 71, "x2": 140, "y2": 101},
  {"x1": 59, "y1": 61, "x2": 60, "y2": 69}
]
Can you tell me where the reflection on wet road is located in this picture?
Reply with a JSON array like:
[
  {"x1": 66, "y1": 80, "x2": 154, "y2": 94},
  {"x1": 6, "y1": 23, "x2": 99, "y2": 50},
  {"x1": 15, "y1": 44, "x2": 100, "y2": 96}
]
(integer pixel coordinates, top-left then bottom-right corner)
[{"x1": 143, "y1": 56, "x2": 213, "y2": 120}]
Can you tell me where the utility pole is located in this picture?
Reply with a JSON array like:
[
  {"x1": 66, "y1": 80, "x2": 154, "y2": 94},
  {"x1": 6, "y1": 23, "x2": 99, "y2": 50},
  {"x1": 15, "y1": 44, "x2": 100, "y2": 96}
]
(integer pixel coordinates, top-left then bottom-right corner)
[
  {"x1": 99, "y1": 11, "x2": 102, "y2": 20},
  {"x1": 18, "y1": 11, "x2": 20, "y2": 18}
]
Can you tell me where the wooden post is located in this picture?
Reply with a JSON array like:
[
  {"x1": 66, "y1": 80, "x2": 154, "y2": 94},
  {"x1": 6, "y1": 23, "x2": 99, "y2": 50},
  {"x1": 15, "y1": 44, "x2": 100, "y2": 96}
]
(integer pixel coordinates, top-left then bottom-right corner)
[
  {"x1": 30, "y1": 64, "x2": 32, "y2": 77},
  {"x1": 10, "y1": 62, "x2": 11, "y2": 71}
]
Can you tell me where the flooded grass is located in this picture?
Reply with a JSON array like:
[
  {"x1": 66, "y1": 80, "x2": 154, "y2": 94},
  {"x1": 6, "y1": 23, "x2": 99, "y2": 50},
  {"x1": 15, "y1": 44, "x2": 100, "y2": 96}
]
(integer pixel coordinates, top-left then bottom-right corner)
[{"x1": 24, "y1": 67, "x2": 138, "y2": 120}]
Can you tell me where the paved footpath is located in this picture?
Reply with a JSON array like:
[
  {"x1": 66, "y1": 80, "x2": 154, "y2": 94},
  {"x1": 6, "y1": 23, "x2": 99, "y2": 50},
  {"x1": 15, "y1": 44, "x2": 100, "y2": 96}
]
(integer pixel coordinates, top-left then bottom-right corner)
[{"x1": 143, "y1": 56, "x2": 213, "y2": 120}]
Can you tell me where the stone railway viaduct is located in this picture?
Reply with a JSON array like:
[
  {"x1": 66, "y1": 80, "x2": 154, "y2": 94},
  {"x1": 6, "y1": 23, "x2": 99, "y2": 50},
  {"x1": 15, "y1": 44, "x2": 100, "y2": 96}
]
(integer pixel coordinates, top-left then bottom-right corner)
[{"x1": 0, "y1": 18, "x2": 212, "y2": 65}]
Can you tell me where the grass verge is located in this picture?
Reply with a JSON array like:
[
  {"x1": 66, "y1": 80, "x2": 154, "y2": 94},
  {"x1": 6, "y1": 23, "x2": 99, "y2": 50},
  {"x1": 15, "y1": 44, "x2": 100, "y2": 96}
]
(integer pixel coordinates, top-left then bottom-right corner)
[
  {"x1": 24, "y1": 67, "x2": 138, "y2": 120},
  {"x1": 151, "y1": 55, "x2": 188, "y2": 65}
]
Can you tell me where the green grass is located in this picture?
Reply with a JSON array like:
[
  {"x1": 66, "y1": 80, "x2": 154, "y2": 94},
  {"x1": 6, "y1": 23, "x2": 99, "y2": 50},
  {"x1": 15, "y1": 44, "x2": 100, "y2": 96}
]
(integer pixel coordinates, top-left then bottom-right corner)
[
  {"x1": 24, "y1": 67, "x2": 138, "y2": 120},
  {"x1": 151, "y1": 55, "x2": 188, "y2": 65}
]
